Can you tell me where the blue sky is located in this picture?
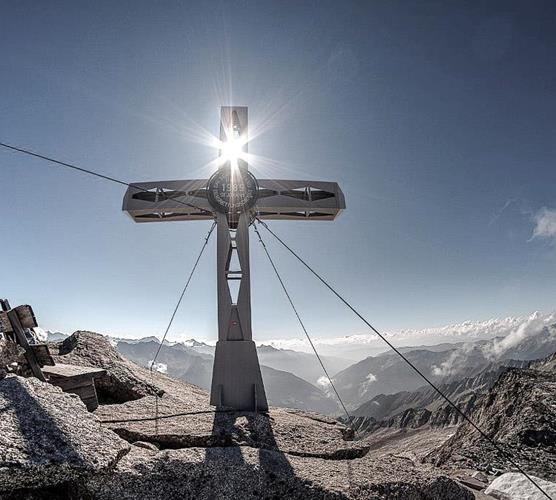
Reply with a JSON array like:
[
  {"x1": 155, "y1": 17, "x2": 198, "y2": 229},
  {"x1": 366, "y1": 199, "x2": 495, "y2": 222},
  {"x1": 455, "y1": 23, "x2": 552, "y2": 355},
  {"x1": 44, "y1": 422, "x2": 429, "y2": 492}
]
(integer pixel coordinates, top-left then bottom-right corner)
[{"x1": 1, "y1": 1, "x2": 556, "y2": 343}]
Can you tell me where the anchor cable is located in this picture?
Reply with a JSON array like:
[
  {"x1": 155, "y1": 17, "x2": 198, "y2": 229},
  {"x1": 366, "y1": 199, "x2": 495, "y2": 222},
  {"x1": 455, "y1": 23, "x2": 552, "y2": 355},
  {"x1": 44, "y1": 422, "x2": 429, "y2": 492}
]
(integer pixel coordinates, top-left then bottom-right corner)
[
  {"x1": 0, "y1": 141, "x2": 215, "y2": 216},
  {"x1": 149, "y1": 220, "x2": 216, "y2": 433},
  {"x1": 256, "y1": 218, "x2": 551, "y2": 500},
  {"x1": 253, "y1": 223, "x2": 358, "y2": 437}
]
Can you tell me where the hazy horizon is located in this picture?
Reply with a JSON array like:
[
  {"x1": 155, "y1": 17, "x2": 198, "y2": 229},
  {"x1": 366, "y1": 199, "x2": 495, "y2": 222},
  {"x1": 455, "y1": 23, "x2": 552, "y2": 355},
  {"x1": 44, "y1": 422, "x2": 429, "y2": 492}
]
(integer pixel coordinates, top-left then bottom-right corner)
[{"x1": 43, "y1": 308, "x2": 555, "y2": 362}]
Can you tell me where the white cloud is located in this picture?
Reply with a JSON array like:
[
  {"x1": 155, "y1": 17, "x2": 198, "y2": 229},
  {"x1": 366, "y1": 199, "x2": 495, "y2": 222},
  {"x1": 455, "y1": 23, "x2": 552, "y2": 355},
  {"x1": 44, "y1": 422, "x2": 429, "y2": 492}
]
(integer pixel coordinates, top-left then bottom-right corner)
[
  {"x1": 431, "y1": 346, "x2": 473, "y2": 377},
  {"x1": 358, "y1": 372, "x2": 378, "y2": 396},
  {"x1": 148, "y1": 361, "x2": 168, "y2": 374},
  {"x1": 366, "y1": 373, "x2": 377, "y2": 383},
  {"x1": 264, "y1": 312, "x2": 552, "y2": 361},
  {"x1": 487, "y1": 311, "x2": 555, "y2": 359},
  {"x1": 532, "y1": 207, "x2": 556, "y2": 241},
  {"x1": 431, "y1": 311, "x2": 556, "y2": 377},
  {"x1": 317, "y1": 376, "x2": 334, "y2": 397}
]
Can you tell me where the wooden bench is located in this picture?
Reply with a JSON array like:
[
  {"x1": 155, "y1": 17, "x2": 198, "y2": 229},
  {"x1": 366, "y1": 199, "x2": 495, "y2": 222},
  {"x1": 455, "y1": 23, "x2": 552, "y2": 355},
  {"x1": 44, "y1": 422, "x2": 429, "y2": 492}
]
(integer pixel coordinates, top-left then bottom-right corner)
[
  {"x1": 1, "y1": 299, "x2": 105, "y2": 411},
  {"x1": 0, "y1": 301, "x2": 50, "y2": 381},
  {"x1": 42, "y1": 363, "x2": 106, "y2": 411}
]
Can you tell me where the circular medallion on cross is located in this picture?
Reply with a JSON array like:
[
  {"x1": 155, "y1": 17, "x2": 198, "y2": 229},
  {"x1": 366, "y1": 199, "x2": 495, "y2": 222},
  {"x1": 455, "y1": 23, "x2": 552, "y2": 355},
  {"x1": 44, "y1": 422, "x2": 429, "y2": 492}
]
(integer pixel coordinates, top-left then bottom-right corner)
[{"x1": 207, "y1": 167, "x2": 259, "y2": 214}]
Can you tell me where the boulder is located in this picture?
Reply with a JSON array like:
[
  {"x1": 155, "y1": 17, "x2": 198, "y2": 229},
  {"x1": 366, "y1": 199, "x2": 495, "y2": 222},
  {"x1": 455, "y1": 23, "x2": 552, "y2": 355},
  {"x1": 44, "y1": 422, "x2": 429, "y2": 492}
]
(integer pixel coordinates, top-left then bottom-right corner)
[
  {"x1": 96, "y1": 403, "x2": 369, "y2": 460},
  {"x1": 0, "y1": 374, "x2": 130, "y2": 492},
  {"x1": 131, "y1": 441, "x2": 159, "y2": 451},
  {"x1": 485, "y1": 472, "x2": 556, "y2": 500},
  {"x1": 51, "y1": 331, "x2": 162, "y2": 403},
  {"x1": 471, "y1": 470, "x2": 489, "y2": 483}
]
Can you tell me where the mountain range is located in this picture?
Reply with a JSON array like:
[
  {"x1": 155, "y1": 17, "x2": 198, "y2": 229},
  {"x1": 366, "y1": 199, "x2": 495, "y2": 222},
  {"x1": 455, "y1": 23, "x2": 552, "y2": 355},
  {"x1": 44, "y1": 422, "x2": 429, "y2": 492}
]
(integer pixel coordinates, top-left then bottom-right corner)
[
  {"x1": 265, "y1": 311, "x2": 556, "y2": 360},
  {"x1": 347, "y1": 361, "x2": 530, "y2": 434},
  {"x1": 331, "y1": 323, "x2": 556, "y2": 410},
  {"x1": 46, "y1": 316, "x2": 556, "y2": 417}
]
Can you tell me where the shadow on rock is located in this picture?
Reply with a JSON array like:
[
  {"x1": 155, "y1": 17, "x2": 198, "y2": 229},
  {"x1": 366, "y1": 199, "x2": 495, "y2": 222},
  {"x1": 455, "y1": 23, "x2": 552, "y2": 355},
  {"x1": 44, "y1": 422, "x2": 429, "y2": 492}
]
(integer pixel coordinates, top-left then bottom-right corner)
[
  {"x1": 0, "y1": 377, "x2": 86, "y2": 468},
  {"x1": 202, "y1": 411, "x2": 349, "y2": 499},
  {"x1": 84, "y1": 411, "x2": 350, "y2": 499}
]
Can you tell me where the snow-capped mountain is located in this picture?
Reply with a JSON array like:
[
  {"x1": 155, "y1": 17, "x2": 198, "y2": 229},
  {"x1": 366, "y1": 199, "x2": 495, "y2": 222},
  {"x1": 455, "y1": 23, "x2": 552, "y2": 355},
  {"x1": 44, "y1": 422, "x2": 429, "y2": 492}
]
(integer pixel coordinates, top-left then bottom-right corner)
[{"x1": 266, "y1": 311, "x2": 556, "y2": 361}]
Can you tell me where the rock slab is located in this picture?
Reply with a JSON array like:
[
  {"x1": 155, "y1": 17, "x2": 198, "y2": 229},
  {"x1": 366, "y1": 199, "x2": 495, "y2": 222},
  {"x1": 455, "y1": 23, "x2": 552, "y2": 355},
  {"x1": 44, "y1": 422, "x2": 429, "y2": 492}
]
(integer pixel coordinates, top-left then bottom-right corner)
[
  {"x1": 485, "y1": 472, "x2": 556, "y2": 500},
  {"x1": 0, "y1": 374, "x2": 130, "y2": 492}
]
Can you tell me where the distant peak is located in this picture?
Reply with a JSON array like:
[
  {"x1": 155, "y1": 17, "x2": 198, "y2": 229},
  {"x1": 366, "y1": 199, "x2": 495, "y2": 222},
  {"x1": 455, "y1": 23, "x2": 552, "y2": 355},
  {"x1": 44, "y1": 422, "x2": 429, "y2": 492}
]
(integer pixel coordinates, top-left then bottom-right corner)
[
  {"x1": 258, "y1": 344, "x2": 280, "y2": 352},
  {"x1": 139, "y1": 336, "x2": 161, "y2": 343},
  {"x1": 179, "y1": 339, "x2": 209, "y2": 347}
]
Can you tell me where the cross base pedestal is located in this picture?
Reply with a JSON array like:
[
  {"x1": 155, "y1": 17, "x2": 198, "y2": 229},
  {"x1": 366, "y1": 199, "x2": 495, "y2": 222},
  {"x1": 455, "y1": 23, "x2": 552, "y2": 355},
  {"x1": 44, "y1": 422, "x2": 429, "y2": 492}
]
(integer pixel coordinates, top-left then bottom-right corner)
[{"x1": 210, "y1": 340, "x2": 268, "y2": 411}]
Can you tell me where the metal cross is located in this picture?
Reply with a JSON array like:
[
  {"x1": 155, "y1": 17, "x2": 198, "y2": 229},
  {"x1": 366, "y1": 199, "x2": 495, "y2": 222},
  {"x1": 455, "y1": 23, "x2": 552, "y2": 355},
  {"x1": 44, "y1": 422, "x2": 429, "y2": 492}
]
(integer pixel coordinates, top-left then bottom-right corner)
[{"x1": 123, "y1": 106, "x2": 345, "y2": 411}]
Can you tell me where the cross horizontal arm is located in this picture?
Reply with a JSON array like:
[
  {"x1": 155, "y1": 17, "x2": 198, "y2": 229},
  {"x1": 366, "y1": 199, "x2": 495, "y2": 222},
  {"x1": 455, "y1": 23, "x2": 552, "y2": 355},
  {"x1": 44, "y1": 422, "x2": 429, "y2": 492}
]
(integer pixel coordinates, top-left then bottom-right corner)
[
  {"x1": 122, "y1": 179, "x2": 214, "y2": 222},
  {"x1": 123, "y1": 179, "x2": 345, "y2": 222},
  {"x1": 255, "y1": 179, "x2": 345, "y2": 220}
]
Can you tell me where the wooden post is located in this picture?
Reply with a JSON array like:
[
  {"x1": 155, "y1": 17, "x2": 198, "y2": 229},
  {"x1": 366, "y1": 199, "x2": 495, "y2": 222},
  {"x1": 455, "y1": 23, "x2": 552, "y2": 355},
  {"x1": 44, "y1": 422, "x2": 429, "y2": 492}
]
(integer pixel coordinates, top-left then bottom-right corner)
[
  {"x1": 6, "y1": 309, "x2": 46, "y2": 381},
  {"x1": 0, "y1": 299, "x2": 14, "y2": 341}
]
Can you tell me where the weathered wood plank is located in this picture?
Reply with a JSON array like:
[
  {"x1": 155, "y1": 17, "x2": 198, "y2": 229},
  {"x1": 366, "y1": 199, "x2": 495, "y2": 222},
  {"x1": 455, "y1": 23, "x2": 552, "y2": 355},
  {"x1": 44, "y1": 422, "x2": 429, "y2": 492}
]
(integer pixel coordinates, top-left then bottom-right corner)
[
  {"x1": 54, "y1": 382, "x2": 96, "y2": 396},
  {"x1": 67, "y1": 383, "x2": 99, "y2": 411},
  {"x1": 42, "y1": 363, "x2": 106, "y2": 378},
  {"x1": 66, "y1": 384, "x2": 96, "y2": 400},
  {"x1": 14, "y1": 305, "x2": 38, "y2": 329},
  {"x1": 45, "y1": 372, "x2": 101, "y2": 411},
  {"x1": 7, "y1": 309, "x2": 46, "y2": 381},
  {"x1": 47, "y1": 377, "x2": 95, "y2": 391},
  {"x1": 30, "y1": 344, "x2": 55, "y2": 366}
]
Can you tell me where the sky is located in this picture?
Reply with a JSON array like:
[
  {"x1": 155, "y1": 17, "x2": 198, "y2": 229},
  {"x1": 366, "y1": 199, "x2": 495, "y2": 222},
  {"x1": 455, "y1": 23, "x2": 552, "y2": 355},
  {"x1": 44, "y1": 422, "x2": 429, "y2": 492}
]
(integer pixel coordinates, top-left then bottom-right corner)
[{"x1": 1, "y1": 1, "x2": 556, "y2": 346}]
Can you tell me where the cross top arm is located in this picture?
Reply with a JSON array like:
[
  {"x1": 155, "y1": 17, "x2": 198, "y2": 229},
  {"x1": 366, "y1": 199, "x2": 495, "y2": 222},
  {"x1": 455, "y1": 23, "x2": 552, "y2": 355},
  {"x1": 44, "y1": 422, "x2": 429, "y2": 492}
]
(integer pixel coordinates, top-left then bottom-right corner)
[{"x1": 122, "y1": 178, "x2": 345, "y2": 222}]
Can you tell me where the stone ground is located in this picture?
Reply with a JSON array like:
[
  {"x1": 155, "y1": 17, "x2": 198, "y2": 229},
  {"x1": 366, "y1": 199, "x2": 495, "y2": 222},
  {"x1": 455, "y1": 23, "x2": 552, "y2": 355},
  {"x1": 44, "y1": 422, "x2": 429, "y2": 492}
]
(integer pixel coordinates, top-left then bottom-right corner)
[
  {"x1": 364, "y1": 427, "x2": 457, "y2": 462},
  {"x1": 83, "y1": 446, "x2": 473, "y2": 500}
]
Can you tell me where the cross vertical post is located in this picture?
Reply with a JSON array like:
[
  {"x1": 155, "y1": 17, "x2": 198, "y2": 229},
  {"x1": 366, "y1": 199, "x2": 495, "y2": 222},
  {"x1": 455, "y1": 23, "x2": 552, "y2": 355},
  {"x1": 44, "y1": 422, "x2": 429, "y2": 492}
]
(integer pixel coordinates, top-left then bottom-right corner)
[{"x1": 211, "y1": 107, "x2": 268, "y2": 410}]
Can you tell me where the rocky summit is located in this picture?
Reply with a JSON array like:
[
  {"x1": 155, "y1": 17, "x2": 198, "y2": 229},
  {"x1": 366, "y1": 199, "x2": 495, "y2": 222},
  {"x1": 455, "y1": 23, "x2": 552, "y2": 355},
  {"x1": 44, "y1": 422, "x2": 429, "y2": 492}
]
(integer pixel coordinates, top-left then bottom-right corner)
[{"x1": 0, "y1": 331, "x2": 474, "y2": 499}]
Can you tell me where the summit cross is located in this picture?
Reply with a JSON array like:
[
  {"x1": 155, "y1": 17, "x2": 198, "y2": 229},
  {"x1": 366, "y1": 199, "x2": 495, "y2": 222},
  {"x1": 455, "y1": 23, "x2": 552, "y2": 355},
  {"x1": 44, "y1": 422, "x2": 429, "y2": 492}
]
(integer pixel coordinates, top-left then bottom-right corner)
[{"x1": 123, "y1": 106, "x2": 345, "y2": 411}]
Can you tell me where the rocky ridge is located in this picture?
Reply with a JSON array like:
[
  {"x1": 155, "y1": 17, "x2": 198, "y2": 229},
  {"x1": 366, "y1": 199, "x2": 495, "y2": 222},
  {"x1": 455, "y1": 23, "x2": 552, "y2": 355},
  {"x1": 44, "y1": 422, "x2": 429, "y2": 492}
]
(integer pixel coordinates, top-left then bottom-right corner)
[
  {"x1": 348, "y1": 365, "x2": 519, "y2": 434},
  {"x1": 426, "y1": 353, "x2": 556, "y2": 480}
]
